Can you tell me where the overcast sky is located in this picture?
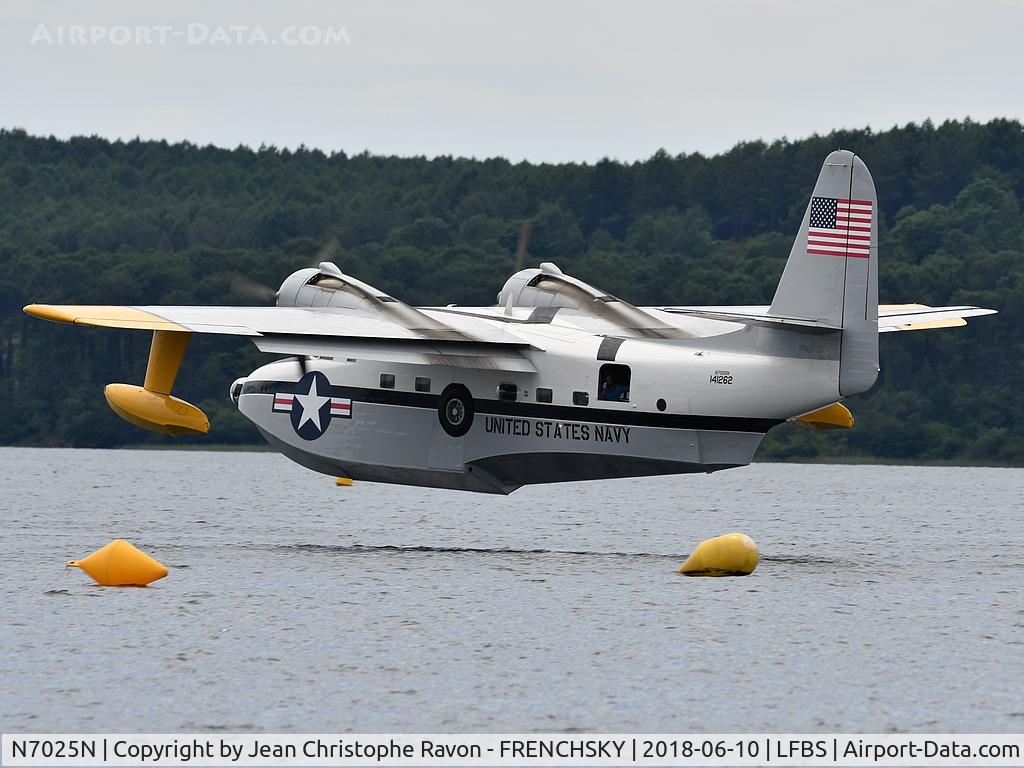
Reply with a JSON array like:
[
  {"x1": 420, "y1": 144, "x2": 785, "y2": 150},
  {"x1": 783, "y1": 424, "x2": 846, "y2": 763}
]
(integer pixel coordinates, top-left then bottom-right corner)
[{"x1": 1, "y1": 0, "x2": 1022, "y2": 163}]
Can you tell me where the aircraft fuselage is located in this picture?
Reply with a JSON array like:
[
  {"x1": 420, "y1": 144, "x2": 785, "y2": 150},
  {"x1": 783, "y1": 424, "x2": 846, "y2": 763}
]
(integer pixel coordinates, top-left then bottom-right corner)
[{"x1": 235, "y1": 307, "x2": 843, "y2": 493}]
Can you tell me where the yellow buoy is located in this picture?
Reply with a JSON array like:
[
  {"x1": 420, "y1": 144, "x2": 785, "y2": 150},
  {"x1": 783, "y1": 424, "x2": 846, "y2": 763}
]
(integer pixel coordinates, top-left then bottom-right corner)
[
  {"x1": 335, "y1": 476, "x2": 353, "y2": 487},
  {"x1": 677, "y1": 532, "x2": 759, "y2": 577},
  {"x1": 67, "y1": 539, "x2": 168, "y2": 586}
]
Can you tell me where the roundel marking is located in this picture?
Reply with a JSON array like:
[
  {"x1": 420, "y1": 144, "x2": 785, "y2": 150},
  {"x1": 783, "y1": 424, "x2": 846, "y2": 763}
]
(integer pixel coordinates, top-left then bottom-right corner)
[{"x1": 272, "y1": 371, "x2": 352, "y2": 441}]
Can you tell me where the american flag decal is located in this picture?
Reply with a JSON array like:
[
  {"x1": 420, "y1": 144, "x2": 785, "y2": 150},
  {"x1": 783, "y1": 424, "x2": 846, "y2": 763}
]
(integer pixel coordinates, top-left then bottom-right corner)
[{"x1": 807, "y1": 197, "x2": 872, "y2": 259}]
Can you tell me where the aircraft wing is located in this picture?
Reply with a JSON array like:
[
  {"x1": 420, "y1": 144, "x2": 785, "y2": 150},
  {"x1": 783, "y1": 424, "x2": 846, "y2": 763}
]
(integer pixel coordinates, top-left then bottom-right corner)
[
  {"x1": 23, "y1": 303, "x2": 537, "y2": 371},
  {"x1": 23, "y1": 304, "x2": 435, "y2": 337},
  {"x1": 650, "y1": 303, "x2": 996, "y2": 333}
]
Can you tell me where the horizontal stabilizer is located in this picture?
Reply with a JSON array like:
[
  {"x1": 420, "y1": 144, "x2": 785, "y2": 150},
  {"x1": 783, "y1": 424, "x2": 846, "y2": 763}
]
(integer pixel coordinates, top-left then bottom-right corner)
[
  {"x1": 655, "y1": 303, "x2": 997, "y2": 334},
  {"x1": 655, "y1": 306, "x2": 841, "y2": 333},
  {"x1": 878, "y1": 304, "x2": 997, "y2": 332}
]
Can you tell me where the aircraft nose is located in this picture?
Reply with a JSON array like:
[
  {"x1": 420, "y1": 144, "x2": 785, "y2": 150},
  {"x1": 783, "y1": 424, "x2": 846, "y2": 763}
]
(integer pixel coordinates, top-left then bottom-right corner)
[{"x1": 229, "y1": 377, "x2": 247, "y2": 405}]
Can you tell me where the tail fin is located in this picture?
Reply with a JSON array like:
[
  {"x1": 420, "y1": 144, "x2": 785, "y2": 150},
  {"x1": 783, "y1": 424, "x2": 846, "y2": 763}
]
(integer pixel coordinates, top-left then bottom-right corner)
[{"x1": 770, "y1": 150, "x2": 879, "y2": 396}]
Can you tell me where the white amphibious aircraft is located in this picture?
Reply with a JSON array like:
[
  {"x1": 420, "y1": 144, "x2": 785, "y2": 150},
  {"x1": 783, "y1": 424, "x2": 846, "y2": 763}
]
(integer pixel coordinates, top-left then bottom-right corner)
[{"x1": 26, "y1": 151, "x2": 995, "y2": 493}]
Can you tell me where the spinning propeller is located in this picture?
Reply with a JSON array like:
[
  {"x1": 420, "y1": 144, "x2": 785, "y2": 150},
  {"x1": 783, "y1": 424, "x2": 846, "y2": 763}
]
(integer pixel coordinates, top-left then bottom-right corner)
[
  {"x1": 229, "y1": 239, "x2": 343, "y2": 374},
  {"x1": 513, "y1": 220, "x2": 532, "y2": 272},
  {"x1": 229, "y1": 238, "x2": 342, "y2": 305}
]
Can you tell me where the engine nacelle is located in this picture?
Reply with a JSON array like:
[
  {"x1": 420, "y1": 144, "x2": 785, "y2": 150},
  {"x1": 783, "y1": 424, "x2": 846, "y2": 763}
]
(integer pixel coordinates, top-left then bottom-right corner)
[
  {"x1": 497, "y1": 261, "x2": 617, "y2": 309},
  {"x1": 275, "y1": 261, "x2": 458, "y2": 337},
  {"x1": 276, "y1": 261, "x2": 396, "y2": 310},
  {"x1": 496, "y1": 261, "x2": 681, "y2": 337}
]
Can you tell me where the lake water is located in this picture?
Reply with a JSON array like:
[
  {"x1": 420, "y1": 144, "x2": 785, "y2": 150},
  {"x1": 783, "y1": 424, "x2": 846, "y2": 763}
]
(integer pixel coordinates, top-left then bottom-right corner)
[{"x1": 1, "y1": 447, "x2": 1022, "y2": 733}]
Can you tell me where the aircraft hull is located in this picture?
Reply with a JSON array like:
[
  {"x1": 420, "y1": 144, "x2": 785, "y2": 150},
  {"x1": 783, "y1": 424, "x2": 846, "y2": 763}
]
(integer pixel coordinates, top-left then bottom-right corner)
[{"x1": 238, "y1": 359, "x2": 773, "y2": 494}]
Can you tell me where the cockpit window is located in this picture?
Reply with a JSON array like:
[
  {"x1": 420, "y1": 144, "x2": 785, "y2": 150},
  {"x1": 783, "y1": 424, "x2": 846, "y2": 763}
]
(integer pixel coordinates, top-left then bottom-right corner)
[{"x1": 598, "y1": 363, "x2": 630, "y2": 402}]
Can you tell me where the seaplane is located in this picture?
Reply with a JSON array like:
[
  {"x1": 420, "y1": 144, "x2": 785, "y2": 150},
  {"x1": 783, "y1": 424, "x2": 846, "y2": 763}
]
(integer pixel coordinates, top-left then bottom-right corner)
[{"x1": 25, "y1": 151, "x2": 995, "y2": 493}]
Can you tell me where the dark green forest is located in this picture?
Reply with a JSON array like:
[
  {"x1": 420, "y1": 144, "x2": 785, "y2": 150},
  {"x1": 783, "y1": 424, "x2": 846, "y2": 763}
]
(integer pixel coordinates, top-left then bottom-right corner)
[{"x1": 0, "y1": 119, "x2": 1019, "y2": 462}]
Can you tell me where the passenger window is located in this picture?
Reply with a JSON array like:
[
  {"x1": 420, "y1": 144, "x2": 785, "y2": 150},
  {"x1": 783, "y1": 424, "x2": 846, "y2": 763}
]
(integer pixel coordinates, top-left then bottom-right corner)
[
  {"x1": 573, "y1": 391, "x2": 589, "y2": 406},
  {"x1": 415, "y1": 377, "x2": 431, "y2": 392},
  {"x1": 497, "y1": 382, "x2": 517, "y2": 402},
  {"x1": 598, "y1": 363, "x2": 631, "y2": 402},
  {"x1": 380, "y1": 373, "x2": 395, "y2": 389},
  {"x1": 536, "y1": 387, "x2": 553, "y2": 403}
]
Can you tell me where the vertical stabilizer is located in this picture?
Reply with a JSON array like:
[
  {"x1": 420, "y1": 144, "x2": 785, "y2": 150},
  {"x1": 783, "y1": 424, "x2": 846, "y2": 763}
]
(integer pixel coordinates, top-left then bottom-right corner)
[{"x1": 770, "y1": 150, "x2": 878, "y2": 396}]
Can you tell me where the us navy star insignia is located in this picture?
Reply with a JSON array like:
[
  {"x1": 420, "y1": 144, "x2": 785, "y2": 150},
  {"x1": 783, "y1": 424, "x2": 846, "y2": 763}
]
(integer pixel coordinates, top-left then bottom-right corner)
[
  {"x1": 294, "y1": 377, "x2": 330, "y2": 431},
  {"x1": 272, "y1": 371, "x2": 352, "y2": 440}
]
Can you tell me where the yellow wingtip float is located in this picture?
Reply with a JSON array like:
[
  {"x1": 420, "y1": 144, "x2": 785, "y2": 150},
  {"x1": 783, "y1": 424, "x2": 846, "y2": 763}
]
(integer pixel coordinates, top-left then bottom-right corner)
[
  {"x1": 67, "y1": 539, "x2": 169, "y2": 587},
  {"x1": 25, "y1": 304, "x2": 210, "y2": 435},
  {"x1": 110, "y1": 325, "x2": 210, "y2": 435},
  {"x1": 678, "y1": 532, "x2": 759, "y2": 577},
  {"x1": 104, "y1": 384, "x2": 210, "y2": 436},
  {"x1": 793, "y1": 402, "x2": 854, "y2": 431}
]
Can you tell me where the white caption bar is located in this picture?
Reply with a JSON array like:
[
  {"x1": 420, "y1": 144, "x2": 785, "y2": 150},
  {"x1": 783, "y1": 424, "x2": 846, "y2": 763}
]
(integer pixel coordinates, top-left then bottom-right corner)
[{"x1": 3, "y1": 734, "x2": 1023, "y2": 767}]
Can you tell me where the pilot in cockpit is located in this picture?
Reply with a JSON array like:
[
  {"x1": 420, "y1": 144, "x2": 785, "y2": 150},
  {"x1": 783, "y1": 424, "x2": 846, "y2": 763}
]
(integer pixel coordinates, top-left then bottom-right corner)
[{"x1": 599, "y1": 372, "x2": 629, "y2": 402}]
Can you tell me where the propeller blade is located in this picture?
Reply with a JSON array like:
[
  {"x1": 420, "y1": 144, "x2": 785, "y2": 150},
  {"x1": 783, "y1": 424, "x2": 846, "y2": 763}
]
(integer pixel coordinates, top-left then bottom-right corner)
[
  {"x1": 308, "y1": 237, "x2": 341, "y2": 269},
  {"x1": 230, "y1": 274, "x2": 278, "y2": 304},
  {"x1": 514, "y1": 220, "x2": 532, "y2": 272}
]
